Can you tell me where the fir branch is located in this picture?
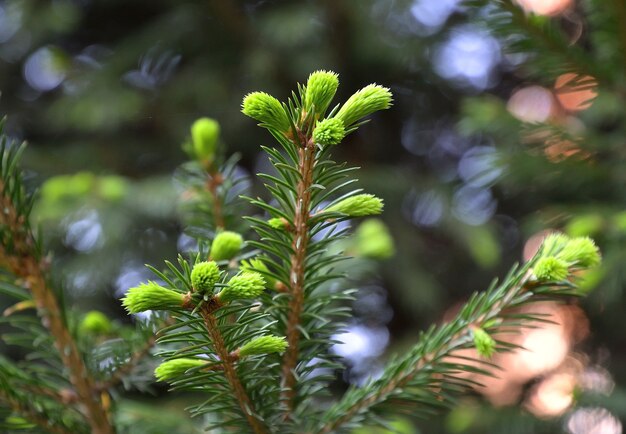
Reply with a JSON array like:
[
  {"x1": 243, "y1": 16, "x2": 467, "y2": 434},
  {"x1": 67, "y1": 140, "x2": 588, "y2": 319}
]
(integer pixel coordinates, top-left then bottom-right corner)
[
  {"x1": 0, "y1": 142, "x2": 114, "y2": 434},
  {"x1": 0, "y1": 389, "x2": 73, "y2": 434},
  {"x1": 200, "y1": 303, "x2": 268, "y2": 434},
  {"x1": 313, "y1": 256, "x2": 578, "y2": 434},
  {"x1": 281, "y1": 133, "x2": 316, "y2": 413}
]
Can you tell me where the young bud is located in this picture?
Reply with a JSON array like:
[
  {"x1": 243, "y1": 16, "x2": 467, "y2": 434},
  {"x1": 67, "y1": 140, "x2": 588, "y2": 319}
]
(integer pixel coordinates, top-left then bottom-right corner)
[
  {"x1": 240, "y1": 257, "x2": 276, "y2": 289},
  {"x1": 313, "y1": 117, "x2": 346, "y2": 146},
  {"x1": 336, "y1": 84, "x2": 393, "y2": 127},
  {"x1": 304, "y1": 70, "x2": 339, "y2": 116},
  {"x1": 191, "y1": 117, "x2": 220, "y2": 162},
  {"x1": 268, "y1": 217, "x2": 289, "y2": 230},
  {"x1": 354, "y1": 219, "x2": 395, "y2": 259},
  {"x1": 242, "y1": 92, "x2": 291, "y2": 133},
  {"x1": 121, "y1": 282, "x2": 185, "y2": 314},
  {"x1": 154, "y1": 358, "x2": 207, "y2": 382},
  {"x1": 217, "y1": 272, "x2": 266, "y2": 303},
  {"x1": 79, "y1": 311, "x2": 112, "y2": 335},
  {"x1": 533, "y1": 256, "x2": 569, "y2": 281},
  {"x1": 558, "y1": 236, "x2": 601, "y2": 268},
  {"x1": 472, "y1": 327, "x2": 496, "y2": 358},
  {"x1": 539, "y1": 233, "x2": 570, "y2": 257},
  {"x1": 190, "y1": 261, "x2": 220, "y2": 293},
  {"x1": 238, "y1": 335, "x2": 287, "y2": 357},
  {"x1": 210, "y1": 231, "x2": 243, "y2": 261},
  {"x1": 325, "y1": 194, "x2": 384, "y2": 217}
]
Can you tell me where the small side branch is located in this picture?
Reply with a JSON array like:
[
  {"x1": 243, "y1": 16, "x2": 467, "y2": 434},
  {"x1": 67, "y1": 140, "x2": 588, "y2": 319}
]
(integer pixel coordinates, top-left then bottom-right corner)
[{"x1": 200, "y1": 305, "x2": 268, "y2": 434}]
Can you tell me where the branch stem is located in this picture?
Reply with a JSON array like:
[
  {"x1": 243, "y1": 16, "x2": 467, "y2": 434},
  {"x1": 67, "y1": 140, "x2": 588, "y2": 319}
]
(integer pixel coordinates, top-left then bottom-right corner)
[{"x1": 281, "y1": 136, "x2": 316, "y2": 412}]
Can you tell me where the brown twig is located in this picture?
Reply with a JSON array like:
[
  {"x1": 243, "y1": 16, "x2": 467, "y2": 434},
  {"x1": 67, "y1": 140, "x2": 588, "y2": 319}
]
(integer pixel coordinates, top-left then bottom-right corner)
[
  {"x1": 200, "y1": 303, "x2": 267, "y2": 434},
  {"x1": 280, "y1": 135, "x2": 316, "y2": 413},
  {"x1": 0, "y1": 181, "x2": 114, "y2": 434}
]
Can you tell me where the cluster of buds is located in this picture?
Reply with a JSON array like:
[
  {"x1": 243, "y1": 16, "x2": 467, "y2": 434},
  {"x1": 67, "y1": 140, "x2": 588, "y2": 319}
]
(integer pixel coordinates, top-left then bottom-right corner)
[
  {"x1": 533, "y1": 233, "x2": 601, "y2": 282},
  {"x1": 241, "y1": 69, "x2": 392, "y2": 148},
  {"x1": 471, "y1": 233, "x2": 601, "y2": 358},
  {"x1": 121, "y1": 231, "x2": 263, "y2": 314}
]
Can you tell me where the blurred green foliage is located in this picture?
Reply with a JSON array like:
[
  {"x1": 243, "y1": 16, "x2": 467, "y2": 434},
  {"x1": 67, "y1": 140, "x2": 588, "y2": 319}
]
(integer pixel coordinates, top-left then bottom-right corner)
[{"x1": 1, "y1": 0, "x2": 625, "y2": 432}]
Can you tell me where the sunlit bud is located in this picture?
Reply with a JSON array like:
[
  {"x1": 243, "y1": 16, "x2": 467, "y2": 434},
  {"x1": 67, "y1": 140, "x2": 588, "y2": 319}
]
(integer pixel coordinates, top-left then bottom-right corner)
[
  {"x1": 242, "y1": 92, "x2": 291, "y2": 132},
  {"x1": 539, "y1": 233, "x2": 570, "y2": 257},
  {"x1": 216, "y1": 272, "x2": 266, "y2": 303},
  {"x1": 268, "y1": 217, "x2": 289, "y2": 230},
  {"x1": 534, "y1": 256, "x2": 569, "y2": 281},
  {"x1": 304, "y1": 70, "x2": 339, "y2": 116},
  {"x1": 336, "y1": 84, "x2": 393, "y2": 127},
  {"x1": 558, "y1": 236, "x2": 601, "y2": 268},
  {"x1": 121, "y1": 282, "x2": 185, "y2": 314},
  {"x1": 313, "y1": 117, "x2": 346, "y2": 146},
  {"x1": 154, "y1": 358, "x2": 206, "y2": 382},
  {"x1": 190, "y1": 261, "x2": 220, "y2": 293},
  {"x1": 325, "y1": 194, "x2": 384, "y2": 217},
  {"x1": 191, "y1": 117, "x2": 220, "y2": 162},
  {"x1": 238, "y1": 335, "x2": 287, "y2": 357},
  {"x1": 240, "y1": 257, "x2": 276, "y2": 289},
  {"x1": 472, "y1": 327, "x2": 496, "y2": 358},
  {"x1": 210, "y1": 231, "x2": 243, "y2": 261}
]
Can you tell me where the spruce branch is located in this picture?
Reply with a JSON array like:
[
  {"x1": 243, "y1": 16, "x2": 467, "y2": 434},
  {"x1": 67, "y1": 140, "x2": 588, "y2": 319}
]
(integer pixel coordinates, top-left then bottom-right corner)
[
  {"x1": 0, "y1": 141, "x2": 114, "y2": 434},
  {"x1": 314, "y1": 244, "x2": 592, "y2": 434}
]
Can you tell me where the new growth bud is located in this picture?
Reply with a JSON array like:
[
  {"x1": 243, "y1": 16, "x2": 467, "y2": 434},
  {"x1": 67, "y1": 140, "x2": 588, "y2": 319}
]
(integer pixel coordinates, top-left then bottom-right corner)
[
  {"x1": 534, "y1": 256, "x2": 569, "y2": 281},
  {"x1": 121, "y1": 282, "x2": 185, "y2": 314},
  {"x1": 313, "y1": 117, "x2": 346, "y2": 146},
  {"x1": 216, "y1": 272, "x2": 266, "y2": 303},
  {"x1": 304, "y1": 70, "x2": 339, "y2": 116},
  {"x1": 79, "y1": 311, "x2": 112, "y2": 335},
  {"x1": 242, "y1": 92, "x2": 291, "y2": 133},
  {"x1": 210, "y1": 231, "x2": 243, "y2": 261},
  {"x1": 239, "y1": 335, "x2": 288, "y2": 357},
  {"x1": 190, "y1": 261, "x2": 220, "y2": 293},
  {"x1": 336, "y1": 84, "x2": 393, "y2": 127},
  {"x1": 154, "y1": 358, "x2": 207, "y2": 382},
  {"x1": 191, "y1": 117, "x2": 220, "y2": 162},
  {"x1": 268, "y1": 217, "x2": 289, "y2": 230},
  {"x1": 472, "y1": 327, "x2": 496, "y2": 358},
  {"x1": 325, "y1": 194, "x2": 384, "y2": 217},
  {"x1": 558, "y1": 236, "x2": 601, "y2": 268},
  {"x1": 539, "y1": 233, "x2": 570, "y2": 257},
  {"x1": 538, "y1": 234, "x2": 601, "y2": 269},
  {"x1": 240, "y1": 257, "x2": 276, "y2": 289}
]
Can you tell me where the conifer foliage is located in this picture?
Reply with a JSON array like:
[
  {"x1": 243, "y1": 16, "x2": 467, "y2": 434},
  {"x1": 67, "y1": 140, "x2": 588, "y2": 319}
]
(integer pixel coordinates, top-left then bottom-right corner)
[{"x1": 0, "y1": 68, "x2": 602, "y2": 434}]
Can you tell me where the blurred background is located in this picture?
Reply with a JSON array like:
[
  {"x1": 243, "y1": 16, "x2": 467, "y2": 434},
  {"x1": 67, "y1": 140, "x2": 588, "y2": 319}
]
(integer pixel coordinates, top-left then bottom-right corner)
[{"x1": 0, "y1": 0, "x2": 624, "y2": 432}]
